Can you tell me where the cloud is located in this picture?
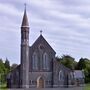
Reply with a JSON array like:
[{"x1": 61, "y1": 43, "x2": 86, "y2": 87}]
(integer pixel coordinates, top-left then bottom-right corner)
[
  {"x1": 0, "y1": 0, "x2": 90, "y2": 64},
  {"x1": 0, "y1": 3, "x2": 22, "y2": 16}
]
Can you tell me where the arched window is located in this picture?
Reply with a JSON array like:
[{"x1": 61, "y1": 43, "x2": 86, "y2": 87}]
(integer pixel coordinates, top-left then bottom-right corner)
[
  {"x1": 70, "y1": 72, "x2": 73, "y2": 79},
  {"x1": 32, "y1": 52, "x2": 38, "y2": 70},
  {"x1": 59, "y1": 70, "x2": 64, "y2": 81},
  {"x1": 43, "y1": 52, "x2": 49, "y2": 70}
]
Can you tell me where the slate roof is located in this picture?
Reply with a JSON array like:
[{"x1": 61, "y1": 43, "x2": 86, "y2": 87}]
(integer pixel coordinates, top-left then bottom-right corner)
[
  {"x1": 21, "y1": 7, "x2": 29, "y2": 27},
  {"x1": 74, "y1": 70, "x2": 85, "y2": 78},
  {"x1": 31, "y1": 34, "x2": 56, "y2": 54}
]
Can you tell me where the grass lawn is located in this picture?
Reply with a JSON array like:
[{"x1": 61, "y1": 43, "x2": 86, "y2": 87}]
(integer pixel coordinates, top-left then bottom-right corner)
[
  {"x1": 0, "y1": 83, "x2": 7, "y2": 90},
  {"x1": 84, "y1": 83, "x2": 90, "y2": 90}
]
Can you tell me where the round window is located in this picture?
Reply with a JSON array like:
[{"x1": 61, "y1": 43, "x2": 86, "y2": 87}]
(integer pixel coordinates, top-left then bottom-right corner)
[{"x1": 39, "y1": 44, "x2": 44, "y2": 50}]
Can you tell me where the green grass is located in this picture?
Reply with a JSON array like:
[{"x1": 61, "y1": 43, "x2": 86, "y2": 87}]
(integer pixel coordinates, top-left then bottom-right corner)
[
  {"x1": 0, "y1": 83, "x2": 8, "y2": 90},
  {"x1": 85, "y1": 83, "x2": 90, "y2": 90}
]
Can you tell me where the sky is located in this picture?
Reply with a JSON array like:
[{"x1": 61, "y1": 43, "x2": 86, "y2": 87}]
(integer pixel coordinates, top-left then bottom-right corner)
[{"x1": 0, "y1": 0, "x2": 90, "y2": 65}]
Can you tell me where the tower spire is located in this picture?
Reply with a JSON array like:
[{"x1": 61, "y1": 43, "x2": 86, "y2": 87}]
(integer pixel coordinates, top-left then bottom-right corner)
[
  {"x1": 20, "y1": 4, "x2": 29, "y2": 88},
  {"x1": 21, "y1": 3, "x2": 29, "y2": 27}
]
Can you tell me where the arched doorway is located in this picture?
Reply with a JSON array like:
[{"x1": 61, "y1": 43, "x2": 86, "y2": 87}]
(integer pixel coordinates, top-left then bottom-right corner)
[{"x1": 37, "y1": 76, "x2": 44, "y2": 88}]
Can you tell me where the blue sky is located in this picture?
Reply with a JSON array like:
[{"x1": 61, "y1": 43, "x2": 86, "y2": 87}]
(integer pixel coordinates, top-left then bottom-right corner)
[{"x1": 0, "y1": 0, "x2": 90, "y2": 65}]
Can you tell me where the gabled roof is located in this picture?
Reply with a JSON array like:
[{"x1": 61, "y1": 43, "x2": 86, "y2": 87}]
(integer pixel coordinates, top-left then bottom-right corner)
[
  {"x1": 55, "y1": 60, "x2": 72, "y2": 72},
  {"x1": 74, "y1": 70, "x2": 85, "y2": 78},
  {"x1": 7, "y1": 65, "x2": 20, "y2": 79},
  {"x1": 31, "y1": 35, "x2": 56, "y2": 54}
]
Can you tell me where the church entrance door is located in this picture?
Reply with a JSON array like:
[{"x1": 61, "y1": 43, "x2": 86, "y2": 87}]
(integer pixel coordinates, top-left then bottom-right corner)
[{"x1": 37, "y1": 76, "x2": 44, "y2": 88}]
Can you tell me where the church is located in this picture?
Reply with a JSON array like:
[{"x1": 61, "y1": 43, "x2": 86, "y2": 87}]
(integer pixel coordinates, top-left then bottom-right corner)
[{"x1": 6, "y1": 7, "x2": 85, "y2": 88}]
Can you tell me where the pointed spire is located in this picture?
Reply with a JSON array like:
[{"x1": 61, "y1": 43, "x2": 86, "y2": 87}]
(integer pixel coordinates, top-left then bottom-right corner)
[{"x1": 21, "y1": 3, "x2": 29, "y2": 27}]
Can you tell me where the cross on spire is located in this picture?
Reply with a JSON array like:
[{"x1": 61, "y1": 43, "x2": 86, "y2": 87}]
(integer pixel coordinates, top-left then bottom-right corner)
[
  {"x1": 24, "y1": 3, "x2": 27, "y2": 10},
  {"x1": 40, "y1": 30, "x2": 43, "y2": 35}
]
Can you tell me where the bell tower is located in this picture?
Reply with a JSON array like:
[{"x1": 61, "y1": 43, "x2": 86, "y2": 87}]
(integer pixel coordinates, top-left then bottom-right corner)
[{"x1": 20, "y1": 5, "x2": 29, "y2": 88}]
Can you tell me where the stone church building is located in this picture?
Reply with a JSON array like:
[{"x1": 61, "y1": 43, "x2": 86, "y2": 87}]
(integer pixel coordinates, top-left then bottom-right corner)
[{"x1": 7, "y1": 7, "x2": 85, "y2": 88}]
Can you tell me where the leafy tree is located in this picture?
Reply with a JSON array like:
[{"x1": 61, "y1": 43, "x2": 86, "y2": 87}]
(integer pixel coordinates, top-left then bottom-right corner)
[
  {"x1": 77, "y1": 58, "x2": 86, "y2": 70},
  {"x1": 76, "y1": 58, "x2": 90, "y2": 83},
  {"x1": 4, "y1": 58, "x2": 10, "y2": 73},
  {"x1": 0, "y1": 59, "x2": 7, "y2": 83},
  {"x1": 56, "y1": 55, "x2": 76, "y2": 70},
  {"x1": 0, "y1": 59, "x2": 6, "y2": 73},
  {"x1": 83, "y1": 58, "x2": 90, "y2": 83},
  {"x1": 0, "y1": 58, "x2": 18, "y2": 84}
]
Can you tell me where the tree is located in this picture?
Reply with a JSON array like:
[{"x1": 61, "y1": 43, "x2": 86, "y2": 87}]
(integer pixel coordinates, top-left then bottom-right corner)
[
  {"x1": 76, "y1": 58, "x2": 90, "y2": 83},
  {"x1": 57, "y1": 55, "x2": 76, "y2": 70},
  {"x1": 0, "y1": 58, "x2": 7, "y2": 73},
  {"x1": 4, "y1": 58, "x2": 10, "y2": 74},
  {"x1": 83, "y1": 58, "x2": 90, "y2": 83},
  {"x1": 77, "y1": 58, "x2": 86, "y2": 70},
  {"x1": 0, "y1": 59, "x2": 7, "y2": 83}
]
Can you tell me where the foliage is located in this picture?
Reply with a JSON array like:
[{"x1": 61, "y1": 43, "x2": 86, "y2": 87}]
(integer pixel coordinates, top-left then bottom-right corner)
[
  {"x1": 56, "y1": 55, "x2": 90, "y2": 83},
  {"x1": 0, "y1": 58, "x2": 11, "y2": 85},
  {"x1": 76, "y1": 58, "x2": 86, "y2": 70},
  {"x1": 77, "y1": 58, "x2": 90, "y2": 83},
  {"x1": 0, "y1": 58, "x2": 19, "y2": 87},
  {"x1": 57, "y1": 55, "x2": 77, "y2": 70},
  {"x1": 0, "y1": 59, "x2": 7, "y2": 84},
  {"x1": 4, "y1": 58, "x2": 10, "y2": 72}
]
